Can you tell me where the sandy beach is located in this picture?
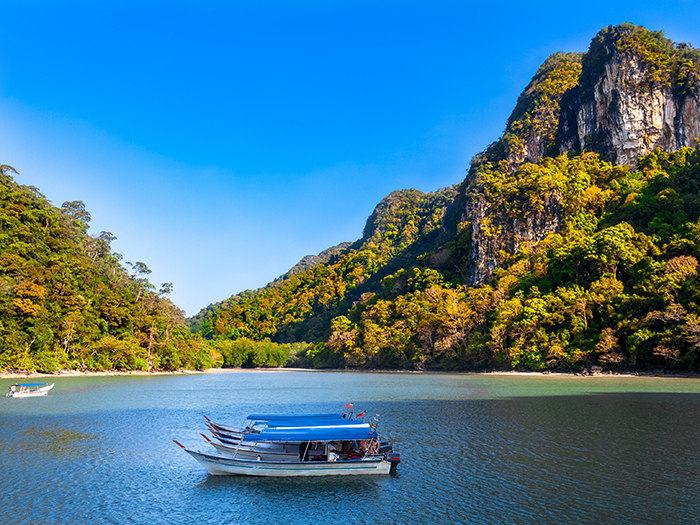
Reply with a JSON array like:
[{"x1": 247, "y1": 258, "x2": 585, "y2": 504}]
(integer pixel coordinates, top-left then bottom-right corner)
[
  {"x1": 0, "y1": 369, "x2": 207, "y2": 380},
  {"x1": 1, "y1": 367, "x2": 697, "y2": 380}
]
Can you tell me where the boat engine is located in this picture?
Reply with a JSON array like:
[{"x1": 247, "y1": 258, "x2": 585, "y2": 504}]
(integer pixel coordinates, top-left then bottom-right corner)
[
  {"x1": 379, "y1": 441, "x2": 393, "y2": 454},
  {"x1": 385, "y1": 452, "x2": 401, "y2": 473}
]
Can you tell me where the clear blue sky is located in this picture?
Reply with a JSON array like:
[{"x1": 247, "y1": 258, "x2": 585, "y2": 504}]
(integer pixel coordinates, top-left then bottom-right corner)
[{"x1": 1, "y1": 1, "x2": 699, "y2": 316}]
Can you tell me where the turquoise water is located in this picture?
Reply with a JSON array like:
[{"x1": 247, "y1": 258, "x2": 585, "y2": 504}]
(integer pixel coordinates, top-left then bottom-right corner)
[{"x1": 1, "y1": 371, "x2": 700, "y2": 524}]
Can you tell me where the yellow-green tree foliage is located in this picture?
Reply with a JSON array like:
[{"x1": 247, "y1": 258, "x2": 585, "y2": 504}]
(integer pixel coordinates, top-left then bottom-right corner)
[
  {"x1": 199, "y1": 188, "x2": 456, "y2": 344},
  {"x1": 324, "y1": 148, "x2": 700, "y2": 370},
  {"x1": 200, "y1": 146, "x2": 700, "y2": 372},
  {"x1": 0, "y1": 166, "x2": 214, "y2": 372}
]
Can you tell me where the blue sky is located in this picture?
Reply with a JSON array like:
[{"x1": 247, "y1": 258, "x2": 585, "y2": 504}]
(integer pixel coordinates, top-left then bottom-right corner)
[{"x1": 1, "y1": 1, "x2": 699, "y2": 316}]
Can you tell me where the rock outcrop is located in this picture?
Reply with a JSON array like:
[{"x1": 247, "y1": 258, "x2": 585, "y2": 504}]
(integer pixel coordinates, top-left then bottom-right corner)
[
  {"x1": 558, "y1": 24, "x2": 700, "y2": 167},
  {"x1": 465, "y1": 186, "x2": 563, "y2": 287},
  {"x1": 460, "y1": 23, "x2": 700, "y2": 287}
]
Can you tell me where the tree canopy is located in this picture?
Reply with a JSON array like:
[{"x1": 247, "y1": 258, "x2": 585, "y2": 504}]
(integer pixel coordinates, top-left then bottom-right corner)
[
  {"x1": 196, "y1": 147, "x2": 700, "y2": 373},
  {"x1": 0, "y1": 168, "x2": 215, "y2": 372}
]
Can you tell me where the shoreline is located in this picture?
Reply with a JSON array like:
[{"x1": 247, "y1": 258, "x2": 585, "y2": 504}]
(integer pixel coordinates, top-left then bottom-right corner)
[
  {"x1": 1, "y1": 367, "x2": 699, "y2": 380},
  {"x1": 0, "y1": 369, "x2": 206, "y2": 379}
]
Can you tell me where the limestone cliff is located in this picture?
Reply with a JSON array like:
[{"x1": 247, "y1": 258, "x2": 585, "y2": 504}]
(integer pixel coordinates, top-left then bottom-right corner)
[
  {"x1": 558, "y1": 24, "x2": 700, "y2": 167},
  {"x1": 460, "y1": 24, "x2": 700, "y2": 287},
  {"x1": 463, "y1": 180, "x2": 563, "y2": 288}
]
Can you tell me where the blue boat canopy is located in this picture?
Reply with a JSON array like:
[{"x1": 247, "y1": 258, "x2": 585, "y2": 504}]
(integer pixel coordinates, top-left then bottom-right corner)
[
  {"x1": 12, "y1": 383, "x2": 48, "y2": 387},
  {"x1": 242, "y1": 425, "x2": 378, "y2": 443},
  {"x1": 246, "y1": 413, "x2": 344, "y2": 421},
  {"x1": 263, "y1": 418, "x2": 363, "y2": 429}
]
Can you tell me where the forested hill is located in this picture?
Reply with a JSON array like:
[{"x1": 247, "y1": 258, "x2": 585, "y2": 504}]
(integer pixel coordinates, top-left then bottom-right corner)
[
  {"x1": 193, "y1": 23, "x2": 700, "y2": 372},
  {"x1": 0, "y1": 166, "x2": 213, "y2": 372}
]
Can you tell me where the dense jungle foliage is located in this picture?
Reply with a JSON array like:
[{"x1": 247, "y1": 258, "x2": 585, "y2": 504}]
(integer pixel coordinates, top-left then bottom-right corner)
[
  {"x1": 332, "y1": 147, "x2": 700, "y2": 371},
  {"x1": 199, "y1": 146, "x2": 700, "y2": 372},
  {"x1": 191, "y1": 24, "x2": 700, "y2": 372},
  {"x1": 0, "y1": 166, "x2": 214, "y2": 372},
  {"x1": 193, "y1": 187, "x2": 457, "y2": 343}
]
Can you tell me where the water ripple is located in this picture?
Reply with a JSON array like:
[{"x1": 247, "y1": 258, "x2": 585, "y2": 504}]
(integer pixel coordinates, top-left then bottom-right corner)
[{"x1": 2, "y1": 374, "x2": 700, "y2": 524}]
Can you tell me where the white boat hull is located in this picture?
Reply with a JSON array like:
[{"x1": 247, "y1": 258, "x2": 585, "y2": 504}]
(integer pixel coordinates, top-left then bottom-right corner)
[
  {"x1": 185, "y1": 449, "x2": 392, "y2": 477},
  {"x1": 6, "y1": 383, "x2": 54, "y2": 398}
]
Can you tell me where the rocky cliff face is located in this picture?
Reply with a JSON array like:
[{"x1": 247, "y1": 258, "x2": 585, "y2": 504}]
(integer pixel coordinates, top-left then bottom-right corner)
[
  {"x1": 465, "y1": 186, "x2": 563, "y2": 287},
  {"x1": 558, "y1": 25, "x2": 700, "y2": 168},
  {"x1": 460, "y1": 24, "x2": 700, "y2": 288}
]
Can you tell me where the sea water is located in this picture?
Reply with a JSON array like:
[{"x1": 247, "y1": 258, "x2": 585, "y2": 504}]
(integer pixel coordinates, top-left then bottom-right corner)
[{"x1": 1, "y1": 371, "x2": 700, "y2": 524}]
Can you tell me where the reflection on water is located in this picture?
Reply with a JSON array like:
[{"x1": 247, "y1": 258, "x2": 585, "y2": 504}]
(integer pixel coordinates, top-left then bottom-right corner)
[{"x1": 1, "y1": 372, "x2": 700, "y2": 524}]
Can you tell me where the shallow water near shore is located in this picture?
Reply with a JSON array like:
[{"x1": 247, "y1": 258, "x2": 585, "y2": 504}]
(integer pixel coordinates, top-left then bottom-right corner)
[{"x1": 2, "y1": 371, "x2": 700, "y2": 524}]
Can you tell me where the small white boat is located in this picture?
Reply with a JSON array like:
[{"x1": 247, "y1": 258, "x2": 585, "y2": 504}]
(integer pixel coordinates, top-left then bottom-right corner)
[
  {"x1": 176, "y1": 444, "x2": 397, "y2": 477},
  {"x1": 6, "y1": 382, "x2": 54, "y2": 398}
]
